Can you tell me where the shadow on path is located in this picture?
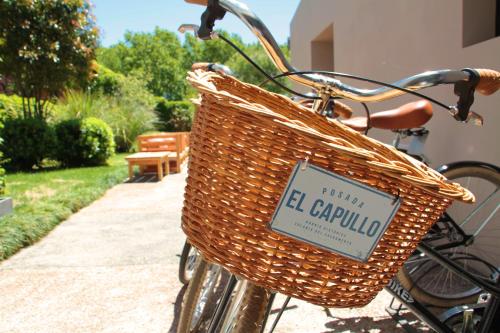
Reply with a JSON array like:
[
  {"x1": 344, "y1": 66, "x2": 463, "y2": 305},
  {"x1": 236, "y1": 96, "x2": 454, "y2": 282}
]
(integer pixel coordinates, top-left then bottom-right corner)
[
  {"x1": 168, "y1": 284, "x2": 188, "y2": 333},
  {"x1": 125, "y1": 174, "x2": 160, "y2": 183},
  {"x1": 323, "y1": 314, "x2": 429, "y2": 332}
]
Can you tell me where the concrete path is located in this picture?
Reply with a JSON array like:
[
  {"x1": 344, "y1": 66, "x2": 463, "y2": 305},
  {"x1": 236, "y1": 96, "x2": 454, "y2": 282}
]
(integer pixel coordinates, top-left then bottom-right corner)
[{"x1": 0, "y1": 170, "x2": 425, "y2": 333}]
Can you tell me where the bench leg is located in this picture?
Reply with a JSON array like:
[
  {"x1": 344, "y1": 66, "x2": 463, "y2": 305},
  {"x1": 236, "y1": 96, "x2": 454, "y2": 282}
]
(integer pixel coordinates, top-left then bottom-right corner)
[
  {"x1": 157, "y1": 160, "x2": 163, "y2": 180},
  {"x1": 164, "y1": 158, "x2": 170, "y2": 175},
  {"x1": 128, "y1": 162, "x2": 134, "y2": 180}
]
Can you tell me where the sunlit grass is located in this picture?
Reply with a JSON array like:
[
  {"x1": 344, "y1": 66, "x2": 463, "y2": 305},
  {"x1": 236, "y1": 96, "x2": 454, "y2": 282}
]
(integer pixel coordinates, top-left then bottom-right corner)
[{"x1": 0, "y1": 154, "x2": 128, "y2": 261}]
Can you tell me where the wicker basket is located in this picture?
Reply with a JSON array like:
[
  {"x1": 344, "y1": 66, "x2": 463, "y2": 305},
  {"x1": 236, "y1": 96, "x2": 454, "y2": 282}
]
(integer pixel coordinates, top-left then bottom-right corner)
[{"x1": 181, "y1": 70, "x2": 473, "y2": 308}]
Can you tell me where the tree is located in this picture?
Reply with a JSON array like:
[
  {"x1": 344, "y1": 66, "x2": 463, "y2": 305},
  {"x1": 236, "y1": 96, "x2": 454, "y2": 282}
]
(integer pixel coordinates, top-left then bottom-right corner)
[
  {"x1": 95, "y1": 44, "x2": 127, "y2": 74},
  {"x1": 182, "y1": 31, "x2": 244, "y2": 68},
  {"x1": 98, "y1": 28, "x2": 291, "y2": 99},
  {"x1": 98, "y1": 28, "x2": 187, "y2": 100},
  {"x1": 226, "y1": 42, "x2": 291, "y2": 94},
  {"x1": 0, "y1": 0, "x2": 99, "y2": 119}
]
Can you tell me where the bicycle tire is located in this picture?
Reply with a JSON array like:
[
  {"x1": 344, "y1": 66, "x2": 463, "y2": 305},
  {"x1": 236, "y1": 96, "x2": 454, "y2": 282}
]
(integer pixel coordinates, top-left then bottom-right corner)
[
  {"x1": 179, "y1": 241, "x2": 200, "y2": 284},
  {"x1": 216, "y1": 281, "x2": 271, "y2": 333},
  {"x1": 177, "y1": 258, "x2": 229, "y2": 333},
  {"x1": 442, "y1": 306, "x2": 484, "y2": 332},
  {"x1": 397, "y1": 164, "x2": 500, "y2": 307}
]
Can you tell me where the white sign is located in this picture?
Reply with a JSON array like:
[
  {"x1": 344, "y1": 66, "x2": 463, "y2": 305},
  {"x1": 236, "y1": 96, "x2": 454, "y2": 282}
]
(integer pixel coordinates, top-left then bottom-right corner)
[{"x1": 270, "y1": 161, "x2": 401, "y2": 262}]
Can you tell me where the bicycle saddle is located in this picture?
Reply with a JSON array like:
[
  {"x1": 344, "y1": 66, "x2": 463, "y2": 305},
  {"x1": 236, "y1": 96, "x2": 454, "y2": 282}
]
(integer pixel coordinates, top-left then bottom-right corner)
[{"x1": 341, "y1": 100, "x2": 433, "y2": 131}]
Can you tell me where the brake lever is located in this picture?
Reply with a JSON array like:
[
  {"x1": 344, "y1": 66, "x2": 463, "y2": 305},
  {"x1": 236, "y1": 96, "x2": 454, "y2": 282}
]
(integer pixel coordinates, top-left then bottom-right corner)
[
  {"x1": 178, "y1": 24, "x2": 200, "y2": 35},
  {"x1": 465, "y1": 111, "x2": 484, "y2": 126},
  {"x1": 198, "y1": 0, "x2": 226, "y2": 40},
  {"x1": 451, "y1": 68, "x2": 481, "y2": 124}
]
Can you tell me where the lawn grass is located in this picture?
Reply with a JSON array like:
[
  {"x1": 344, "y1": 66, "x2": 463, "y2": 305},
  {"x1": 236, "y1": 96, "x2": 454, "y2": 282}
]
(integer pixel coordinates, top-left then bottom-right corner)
[{"x1": 0, "y1": 154, "x2": 128, "y2": 261}]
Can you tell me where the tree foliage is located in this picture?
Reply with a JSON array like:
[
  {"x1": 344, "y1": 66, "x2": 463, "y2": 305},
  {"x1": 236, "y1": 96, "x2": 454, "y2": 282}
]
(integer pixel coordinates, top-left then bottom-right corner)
[
  {"x1": 0, "y1": 0, "x2": 99, "y2": 119},
  {"x1": 226, "y1": 43, "x2": 291, "y2": 94},
  {"x1": 183, "y1": 31, "x2": 290, "y2": 94},
  {"x1": 182, "y1": 31, "x2": 244, "y2": 68},
  {"x1": 99, "y1": 28, "x2": 291, "y2": 99},
  {"x1": 56, "y1": 64, "x2": 158, "y2": 152},
  {"x1": 155, "y1": 99, "x2": 194, "y2": 132},
  {"x1": 98, "y1": 28, "x2": 186, "y2": 100}
]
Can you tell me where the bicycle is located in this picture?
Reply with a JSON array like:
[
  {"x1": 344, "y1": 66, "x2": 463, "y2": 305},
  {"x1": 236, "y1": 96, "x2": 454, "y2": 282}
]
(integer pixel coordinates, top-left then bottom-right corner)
[
  {"x1": 179, "y1": 240, "x2": 201, "y2": 284},
  {"x1": 178, "y1": 0, "x2": 500, "y2": 331},
  {"x1": 178, "y1": 69, "x2": 500, "y2": 333},
  {"x1": 396, "y1": 160, "x2": 500, "y2": 308},
  {"x1": 338, "y1": 120, "x2": 500, "y2": 308}
]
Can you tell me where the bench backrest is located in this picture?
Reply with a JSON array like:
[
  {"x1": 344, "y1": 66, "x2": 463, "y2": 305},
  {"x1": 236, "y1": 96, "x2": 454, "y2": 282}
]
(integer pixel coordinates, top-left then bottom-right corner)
[{"x1": 138, "y1": 132, "x2": 189, "y2": 155}]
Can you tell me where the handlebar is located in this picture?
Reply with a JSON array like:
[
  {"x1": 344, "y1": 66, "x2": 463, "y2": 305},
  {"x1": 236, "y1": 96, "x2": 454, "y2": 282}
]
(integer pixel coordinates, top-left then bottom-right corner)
[
  {"x1": 191, "y1": 62, "x2": 354, "y2": 119},
  {"x1": 184, "y1": 0, "x2": 499, "y2": 122}
]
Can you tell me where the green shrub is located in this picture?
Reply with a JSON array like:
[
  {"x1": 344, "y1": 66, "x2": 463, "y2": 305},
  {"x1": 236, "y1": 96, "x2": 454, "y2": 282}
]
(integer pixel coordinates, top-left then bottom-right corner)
[
  {"x1": 0, "y1": 94, "x2": 24, "y2": 120},
  {"x1": 107, "y1": 76, "x2": 157, "y2": 151},
  {"x1": 54, "y1": 89, "x2": 108, "y2": 120},
  {"x1": 0, "y1": 118, "x2": 56, "y2": 171},
  {"x1": 89, "y1": 64, "x2": 124, "y2": 96},
  {"x1": 0, "y1": 159, "x2": 5, "y2": 196},
  {"x1": 54, "y1": 117, "x2": 115, "y2": 167},
  {"x1": 155, "y1": 99, "x2": 194, "y2": 132},
  {"x1": 0, "y1": 123, "x2": 5, "y2": 196},
  {"x1": 56, "y1": 74, "x2": 157, "y2": 152}
]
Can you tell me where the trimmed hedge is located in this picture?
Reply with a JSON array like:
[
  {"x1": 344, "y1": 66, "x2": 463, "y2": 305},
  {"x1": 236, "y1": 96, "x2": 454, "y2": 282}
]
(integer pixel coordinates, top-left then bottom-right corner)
[
  {"x1": 54, "y1": 117, "x2": 115, "y2": 167},
  {"x1": 155, "y1": 98, "x2": 194, "y2": 132},
  {"x1": 0, "y1": 117, "x2": 56, "y2": 171},
  {"x1": 0, "y1": 124, "x2": 5, "y2": 196}
]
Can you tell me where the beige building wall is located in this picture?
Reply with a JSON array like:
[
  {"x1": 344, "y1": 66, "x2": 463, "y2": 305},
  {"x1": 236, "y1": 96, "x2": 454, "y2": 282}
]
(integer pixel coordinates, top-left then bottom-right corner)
[{"x1": 290, "y1": 0, "x2": 500, "y2": 168}]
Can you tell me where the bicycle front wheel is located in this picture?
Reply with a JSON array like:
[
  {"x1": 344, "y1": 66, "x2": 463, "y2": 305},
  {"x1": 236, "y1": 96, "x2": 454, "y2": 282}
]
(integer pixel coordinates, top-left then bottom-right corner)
[
  {"x1": 215, "y1": 280, "x2": 272, "y2": 333},
  {"x1": 179, "y1": 241, "x2": 200, "y2": 284},
  {"x1": 177, "y1": 258, "x2": 229, "y2": 333},
  {"x1": 397, "y1": 163, "x2": 499, "y2": 307}
]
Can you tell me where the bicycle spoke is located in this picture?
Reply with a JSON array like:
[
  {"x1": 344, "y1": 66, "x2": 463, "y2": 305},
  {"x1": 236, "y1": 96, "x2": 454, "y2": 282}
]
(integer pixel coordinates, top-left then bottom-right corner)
[
  {"x1": 268, "y1": 296, "x2": 291, "y2": 333},
  {"x1": 473, "y1": 203, "x2": 499, "y2": 237}
]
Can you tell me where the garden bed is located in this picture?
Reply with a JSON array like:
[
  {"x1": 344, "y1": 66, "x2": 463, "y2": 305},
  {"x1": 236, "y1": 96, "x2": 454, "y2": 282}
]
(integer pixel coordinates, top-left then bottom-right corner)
[{"x1": 0, "y1": 154, "x2": 128, "y2": 261}]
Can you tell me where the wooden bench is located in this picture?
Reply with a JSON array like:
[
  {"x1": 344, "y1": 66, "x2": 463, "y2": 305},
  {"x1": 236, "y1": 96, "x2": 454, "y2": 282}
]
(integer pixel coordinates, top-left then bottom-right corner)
[
  {"x1": 125, "y1": 132, "x2": 190, "y2": 179},
  {"x1": 125, "y1": 152, "x2": 169, "y2": 180}
]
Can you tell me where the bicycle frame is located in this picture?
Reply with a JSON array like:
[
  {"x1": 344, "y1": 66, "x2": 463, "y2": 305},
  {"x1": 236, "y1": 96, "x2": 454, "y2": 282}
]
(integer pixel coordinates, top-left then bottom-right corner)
[
  {"x1": 390, "y1": 243, "x2": 500, "y2": 333},
  {"x1": 393, "y1": 137, "x2": 499, "y2": 254},
  {"x1": 205, "y1": 243, "x2": 500, "y2": 333},
  {"x1": 180, "y1": 1, "x2": 500, "y2": 331}
]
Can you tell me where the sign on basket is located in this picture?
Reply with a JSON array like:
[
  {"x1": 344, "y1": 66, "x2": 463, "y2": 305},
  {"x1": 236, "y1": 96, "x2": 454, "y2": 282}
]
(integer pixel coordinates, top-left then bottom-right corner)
[{"x1": 270, "y1": 161, "x2": 401, "y2": 262}]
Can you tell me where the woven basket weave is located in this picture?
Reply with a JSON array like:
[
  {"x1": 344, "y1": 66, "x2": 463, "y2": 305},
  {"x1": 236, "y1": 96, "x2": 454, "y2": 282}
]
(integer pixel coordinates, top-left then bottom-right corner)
[{"x1": 182, "y1": 70, "x2": 473, "y2": 308}]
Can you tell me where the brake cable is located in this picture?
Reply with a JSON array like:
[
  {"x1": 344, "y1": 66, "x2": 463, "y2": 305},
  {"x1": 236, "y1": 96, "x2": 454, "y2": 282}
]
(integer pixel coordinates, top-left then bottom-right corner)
[
  {"x1": 218, "y1": 34, "x2": 321, "y2": 99},
  {"x1": 218, "y1": 34, "x2": 452, "y2": 123},
  {"x1": 200, "y1": 1, "x2": 472, "y2": 120},
  {"x1": 262, "y1": 71, "x2": 452, "y2": 111}
]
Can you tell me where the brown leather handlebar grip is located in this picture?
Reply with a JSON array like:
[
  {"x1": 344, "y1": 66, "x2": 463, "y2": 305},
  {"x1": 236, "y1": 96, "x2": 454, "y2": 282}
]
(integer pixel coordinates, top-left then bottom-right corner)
[
  {"x1": 475, "y1": 69, "x2": 500, "y2": 96},
  {"x1": 185, "y1": 0, "x2": 208, "y2": 5}
]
